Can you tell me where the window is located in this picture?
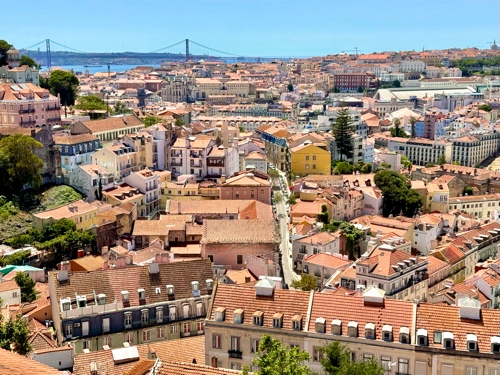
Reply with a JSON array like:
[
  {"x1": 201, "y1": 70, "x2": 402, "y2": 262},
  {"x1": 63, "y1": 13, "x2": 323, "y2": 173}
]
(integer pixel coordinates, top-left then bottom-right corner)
[
  {"x1": 365, "y1": 323, "x2": 375, "y2": 339},
  {"x1": 169, "y1": 305, "x2": 176, "y2": 320},
  {"x1": 398, "y1": 358, "x2": 409, "y2": 375},
  {"x1": 124, "y1": 312, "x2": 132, "y2": 328},
  {"x1": 331, "y1": 320, "x2": 341, "y2": 335},
  {"x1": 157, "y1": 327, "x2": 165, "y2": 339},
  {"x1": 253, "y1": 312, "x2": 263, "y2": 326},
  {"x1": 313, "y1": 155, "x2": 316, "y2": 160},
  {"x1": 237, "y1": 255, "x2": 243, "y2": 264},
  {"x1": 141, "y1": 309, "x2": 149, "y2": 324},
  {"x1": 212, "y1": 334, "x2": 221, "y2": 349},
  {"x1": 65, "y1": 323, "x2": 73, "y2": 338},
  {"x1": 156, "y1": 307, "x2": 163, "y2": 323},
  {"x1": 312, "y1": 164, "x2": 316, "y2": 169},
  {"x1": 306, "y1": 156, "x2": 309, "y2": 161},
  {"x1": 82, "y1": 320, "x2": 89, "y2": 336},
  {"x1": 382, "y1": 325, "x2": 392, "y2": 341},
  {"x1": 313, "y1": 346, "x2": 323, "y2": 362},
  {"x1": 196, "y1": 301, "x2": 203, "y2": 316},
  {"x1": 125, "y1": 332, "x2": 135, "y2": 345},
  {"x1": 197, "y1": 321, "x2": 204, "y2": 333},
  {"x1": 381, "y1": 356, "x2": 391, "y2": 371},
  {"x1": 251, "y1": 339, "x2": 260, "y2": 353},
  {"x1": 466, "y1": 366, "x2": 478, "y2": 375},
  {"x1": 230, "y1": 336, "x2": 241, "y2": 351},
  {"x1": 231, "y1": 363, "x2": 241, "y2": 371},
  {"x1": 183, "y1": 322, "x2": 191, "y2": 335},
  {"x1": 348, "y1": 321, "x2": 358, "y2": 337},
  {"x1": 292, "y1": 317, "x2": 302, "y2": 331},
  {"x1": 102, "y1": 317, "x2": 110, "y2": 333},
  {"x1": 315, "y1": 318, "x2": 326, "y2": 333},
  {"x1": 103, "y1": 335, "x2": 111, "y2": 348},
  {"x1": 434, "y1": 331, "x2": 442, "y2": 344},
  {"x1": 82, "y1": 340, "x2": 91, "y2": 351},
  {"x1": 142, "y1": 330, "x2": 151, "y2": 342},
  {"x1": 467, "y1": 334, "x2": 477, "y2": 351},
  {"x1": 170, "y1": 324, "x2": 177, "y2": 334},
  {"x1": 363, "y1": 353, "x2": 373, "y2": 361},
  {"x1": 12, "y1": 291, "x2": 17, "y2": 298}
]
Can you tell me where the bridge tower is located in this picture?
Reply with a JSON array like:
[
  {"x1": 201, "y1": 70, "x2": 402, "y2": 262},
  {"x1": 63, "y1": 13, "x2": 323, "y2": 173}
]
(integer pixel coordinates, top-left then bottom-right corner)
[
  {"x1": 185, "y1": 39, "x2": 189, "y2": 62},
  {"x1": 46, "y1": 39, "x2": 51, "y2": 70}
]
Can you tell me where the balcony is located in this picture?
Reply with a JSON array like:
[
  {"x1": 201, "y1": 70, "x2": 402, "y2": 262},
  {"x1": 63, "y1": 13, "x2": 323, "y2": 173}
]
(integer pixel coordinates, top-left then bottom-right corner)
[
  {"x1": 190, "y1": 152, "x2": 201, "y2": 158},
  {"x1": 46, "y1": 105, "x2": 61, "y2": 111},
  {"x1": 47, "y1": 117, "x2": 61, "y2": 122},
  {"x1": 20, "y1": 119, "x2": 36, "y2": 126},
  {"x1": 171, "y1": 160, "x2": 183, "y2": 166},
  {"x1": 19, "y1": 108, "x2": 35, "y2": 114},
  {"x1": 228, "y1": 350, "x2": 242, "y2": 359}
]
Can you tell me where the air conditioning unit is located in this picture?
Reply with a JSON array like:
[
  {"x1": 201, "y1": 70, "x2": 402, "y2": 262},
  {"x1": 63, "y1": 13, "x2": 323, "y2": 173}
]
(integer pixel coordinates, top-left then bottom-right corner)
[{"x1": 74, "y1": 323, "x2": 81, "y2": 328}]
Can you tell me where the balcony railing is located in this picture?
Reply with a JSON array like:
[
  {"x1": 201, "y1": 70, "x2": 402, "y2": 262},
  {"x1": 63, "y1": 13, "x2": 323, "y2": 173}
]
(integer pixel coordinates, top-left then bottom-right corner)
[
  {"x1": 171, "y1": 161, "x2": 183, "y2": 166},
  {"x1": 228, "y1": 350, "x2": 242, "y2": 359},
  {"x1": 19, "y1": 108, "x2": 35, "y2": 114},
  {"x1": 20, "y1": 119, "x2": 36, "y2": 126},
  {"x1": 46, "y1": 105, "x2": 61, "y2": 111}
]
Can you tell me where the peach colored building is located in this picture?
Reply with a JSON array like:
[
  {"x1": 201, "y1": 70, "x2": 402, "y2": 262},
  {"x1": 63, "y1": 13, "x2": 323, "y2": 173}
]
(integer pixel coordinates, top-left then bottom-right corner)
[{"x1": 0, "y1": 83, "x2": 61, "y2": 128}]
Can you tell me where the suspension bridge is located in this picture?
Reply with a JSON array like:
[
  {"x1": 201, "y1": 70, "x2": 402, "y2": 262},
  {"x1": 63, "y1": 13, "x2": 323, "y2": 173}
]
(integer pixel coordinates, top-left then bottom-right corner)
[{"x1": 20, "y1": 39, "x2": 275, "y2": 69}]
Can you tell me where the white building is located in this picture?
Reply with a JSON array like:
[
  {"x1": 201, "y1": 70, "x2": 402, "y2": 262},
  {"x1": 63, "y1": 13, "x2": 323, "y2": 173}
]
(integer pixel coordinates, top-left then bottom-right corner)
[
  {"x1": 124, "y1": 169, "x2": 161, "y2": 216},
  {"x1": 0, "y1": 279, "x2": 21, "y2": 307}
]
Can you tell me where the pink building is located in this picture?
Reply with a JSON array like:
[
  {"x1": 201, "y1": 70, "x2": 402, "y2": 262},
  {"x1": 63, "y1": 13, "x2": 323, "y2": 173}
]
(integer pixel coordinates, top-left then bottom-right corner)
[
  {"x1": 219, "y1": 170, "x2": 272, "y2": 205},
  {"x1": 0, "y1": 83, "x2": 61, "y2": 128}
]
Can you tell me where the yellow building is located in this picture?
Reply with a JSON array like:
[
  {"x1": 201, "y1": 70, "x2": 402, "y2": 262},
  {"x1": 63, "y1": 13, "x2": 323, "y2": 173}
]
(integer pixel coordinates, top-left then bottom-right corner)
[
  {"x1": 32, "y1": 199, "x2": 99, "y2": 231},
  {"x1": 290, "y1": 142, "x2": 331, "y2": 177}
]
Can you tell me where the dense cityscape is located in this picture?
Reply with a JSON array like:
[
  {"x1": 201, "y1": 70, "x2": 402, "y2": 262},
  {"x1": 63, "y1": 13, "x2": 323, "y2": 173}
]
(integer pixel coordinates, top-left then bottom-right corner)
[{"x1": 2, "y1": 29, "x2": 500, "y2": 375}]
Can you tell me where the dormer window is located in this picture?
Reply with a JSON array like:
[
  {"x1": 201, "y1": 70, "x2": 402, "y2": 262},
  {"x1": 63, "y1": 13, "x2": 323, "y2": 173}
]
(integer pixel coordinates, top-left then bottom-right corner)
[
  {"x1": 348, "y1": 321, "x2": 358, "y2": 337},
  {"x1": 273, "y1": 313, "x2": 283, "y2": 329},
  {"x1": 233, "y1": 309, "x2": 244, "y2": 324},
  {"x1": 77, "y1": 295, "x2": 87, "y2": 308},
  {"x1": 417, "y1": 329, "x2": 428, "y2": 346},
  {"x1": 443, "y1": 332, "x2": 454, "y2": 349},
  {"x1": 315, "y1": 318, "x2": 326, "y2": 333},
  {"x1": 166, "y1": 285, "x2": 174, "y2": 295},
  {"x1": 61, "y1": 297, "x2": 71, "y2": 312},
  {"x1": 292, "y1": 315, "x2": 302, "y2": 331},
  {"x1": 491, "y1": 336, "x2": 500, "y2": 353},
  {"x1": 467, "y1": 334, "x2": 478, "y2": 351},
  {"x1": 155, "y1": 287, "x2": 161, "y2": 294},
  {"x1": 121, "y1": 291, "x2": 129, "y2": 304},
  {"x1": 97, "y1": 293, "x2": 106, "y2": 305},
  {"x1": 214, "y1": 307, "x2": 226, "y2": 322},
  {"x1": 138, "y1": 288, "x2": 145, "y2": 300},
  {"x1": 399, "y1": 327, "x2": 410, "y2": 344},
  {"x1": 206, "y1": 279, "x2": 214, "y2": 291},
  {"x1": 365, "y1": 323, "x2": 375, "y2": 339},
  {"x1": 382, "y1": 325, "x2": 393, "y2": 341},
  {"x1": 253, "y1": 311, "x2": 263, "y2": 326},
  {"x1": 331, "y1": 319, "x2": 341, "y2": 335}
]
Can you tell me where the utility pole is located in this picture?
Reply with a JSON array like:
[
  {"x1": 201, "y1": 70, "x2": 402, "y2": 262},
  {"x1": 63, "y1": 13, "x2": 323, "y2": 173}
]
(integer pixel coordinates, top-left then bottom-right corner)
[
  {"x1": 46, "y1": 39, "x2": 51, "y2": 70},
  {"x1": 185, "y1": 39, "x2": 189, "y2": 62}
]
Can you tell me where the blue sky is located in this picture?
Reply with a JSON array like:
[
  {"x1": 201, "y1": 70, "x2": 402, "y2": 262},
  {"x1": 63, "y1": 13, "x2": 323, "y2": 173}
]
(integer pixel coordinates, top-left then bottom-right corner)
[{"x1": 3, "y1": 0, "x2": 498, "y2": 57}]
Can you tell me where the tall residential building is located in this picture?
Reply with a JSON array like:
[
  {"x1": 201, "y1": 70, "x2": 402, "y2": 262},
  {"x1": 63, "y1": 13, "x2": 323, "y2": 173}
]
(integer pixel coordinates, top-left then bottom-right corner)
[{"x1": 168, "y1": 135, "x2": 217, "y2": 180}]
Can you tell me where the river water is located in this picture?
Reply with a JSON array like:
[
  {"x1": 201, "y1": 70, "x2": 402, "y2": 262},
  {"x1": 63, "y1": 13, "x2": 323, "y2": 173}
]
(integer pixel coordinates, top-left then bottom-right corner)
[{"x1": 42, "y1": 64, "x2": 162, "y2": 75}]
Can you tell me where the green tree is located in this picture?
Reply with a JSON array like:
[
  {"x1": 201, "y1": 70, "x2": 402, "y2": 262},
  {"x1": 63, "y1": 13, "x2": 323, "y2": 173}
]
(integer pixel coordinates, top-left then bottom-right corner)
[
  {"x1": 321, "y1": 341, "x2": 384, "y2": 375},
  {"x1": 409, "y1": 116, "x2": 417, "y2": 138},
  {"x1": 334, "y1": 161, "x2": 353, "y2": 175},
  {"x1": 14, "y1": 272, "x2": 38, "y2": 303},
  {"x1": 243, "y1": 334, "x2": 313, "y2": 375},
  {"x1": 47, "y1": 70, "x2": 79, "y2": 108},
  {"x1": 478, "y1": 103, "x2": 492, "y2": 112},
  {"x1": 331, "y1": 108, "x2": 354, "y2": 161},
  {"x1": 143, "y1": 115, "x2": 162, "y2": 127},
  {"x1": 425, "y1": 163, "x2": 435, "y2": 168},
  {"x1": 437, "y1": 154, "x2": 447, "y2": 165},
  {"x1": 392, "y1": 79, "x2": 401, "y2": 88},
  {"x1": 0, "y1": 134, "x2": 44, "y2": 197},
  {"x1": 374, "y1": 169, "x2": 423, "y2": 218},
  {"x1": 332, "y1": 86, "x2": 341, "y2": 93},
  {"x1": 318, "y1": 204, "x2": 329, "y2": 224},
  {"x1": 464, "y1": 185, "x2": 473, "y2": 196},
  {"x1": 174, "y1": 117, "x2": 185, "y2": 127},
  {"x1": 291, "y1": 274, "x2": 317, "y2": 291},
  {"x1": 273, "y1": 192, "x2": 283, "y2": 204},
  {"x1": 452, "y1": 160, "x2": 461, "y2": 165},
  {"x1": 19, "y1": 55, "x2": 40, "y2": 69},
  {"x1": 0, "y1": 315, "x2": 31, "y2": 355},
  {"x1": 0, "y1": 40, "x2": 12, "y2": 66},
  {"x1": 390, "y1": 127, "x2": 409, "y2": 138},
  {"x1": 339, "y1": 222, "x2": 363, "y2": 259},
  {"x1": 357, "y1": 85, "x2": 364, "y2": 93},
  {"x1": 287, "y1": 83, "x2": 294, "y2": 92},
  {"x1": 401, "y1": 155, "x2": 412, "y2": 173},
  {"x1": 353, "y1": 161, "x2": 372, "y2": 174},
  {"x1": 111, "y1": 101, "x2": 133, "y2": 115},
  {"x1": 287, "y1": 194, "x2": 297, "y2": 205},
  {"x1": 267, "y1": 168, "x2": 280, "y2": 179},
  {"x1": 393, "y1": 118, "x2": 401, "y2": 137},
  {"x1": 75, "y1": 95, "x2": 107, "y2": 111}
]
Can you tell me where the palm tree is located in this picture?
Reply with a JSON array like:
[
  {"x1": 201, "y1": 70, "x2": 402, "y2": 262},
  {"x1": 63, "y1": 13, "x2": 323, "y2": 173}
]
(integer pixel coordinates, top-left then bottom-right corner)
[{"x1": 409, "y1": 116, "x2": 417, "y2": 138}]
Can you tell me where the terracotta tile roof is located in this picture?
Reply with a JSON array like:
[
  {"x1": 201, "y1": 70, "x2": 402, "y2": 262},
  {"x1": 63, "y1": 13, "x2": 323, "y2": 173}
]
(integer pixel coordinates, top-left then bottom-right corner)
[
  {"x1": 201, "y1": 219, "x2": 277, "y2": 244},
  {"x1": 0, "y1": 279, "x2": 19, "y2": 292},
  {"x1": 417, "y1": 302, "x2": 500, "y2": 354},
  {"x1": 156, "y1": 361, "x2": 245, "y2": 375},
  {"x1": 32, "y1": 199, "x2": 96, "y2": 221},
  {"x1": 29, "y1": 331, "x2": 57, "y2": 352},
  {"x1": 51, "y1": 259, "x2": 213, "y2": 308},
  {"x1": 0, "y1": 347, "x2": 60, "y2": 374},
  {"x1": 431, "y1": 244, "x2": 465, "y2": 265},
  {"x1": 69, "y1": 255, "x2": 105, "y2": 271},
  {"x1": 303, "y1": 253, "x2": 351, "y2": 269},
  {"x1": 359, "y1": 248, "x2": 426, "y2": 277},
  {"x1": 121, "y1": 359, "x2": 156, "y2": 375},
  {"x1": 168, "y1": 200, "x2": 272, "y2": 220},
  {"x1": 222, "y1": 173, "x2": 270, "y2": 187},
  {"x1": 53, "y1": 133, "x2": 98, "y2": 145},
  {"x1": 295, "y1": 231, "x2": 339, "y2": 245},
  {"x1": 209, "y1": 283, "x2": 310, "y2": 330},
  {"x1": 82, "y1": 115, "x2": 144, "y2": 134},
  {"x1": 73, "y1": 336, "x2": 205, "y2": 375},
  {"x1": 308, "y1": 293, "x2": 415, "y2": 339},
  {"x1": 427, "y1": 255, "x2": 449, "y2": 275}
]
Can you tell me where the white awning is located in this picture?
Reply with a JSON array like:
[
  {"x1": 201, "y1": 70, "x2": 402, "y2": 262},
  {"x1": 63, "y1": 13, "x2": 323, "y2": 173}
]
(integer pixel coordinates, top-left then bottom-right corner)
[
  {"x1": 400, "y1": 326, "x2": 410, "y2": 335},
  {"x1": 331, "y1": 319, "x2": 341, "y2": 326},
  {"x1": 417, "y1": 328, "x2": 428, "y2": 337},
  {"x1": 467, "y1": 334, "x2": 477, "y2": 342},
  {"x1": 315, "y1": 317, "x2": 326, "y2": 324},
  {"x1": 382, "y1": 324, "x2": 393, "y2": 332},
  {"x1": 348, "y1": 321, "x2": 358, "y2": 328},
  {"x1": 491, "y1": 336, "x2": 500, "y2": 344},
  {"x1": 365, "y1": 322, "x2": 376, "y2": 330},
  {"x1": 443, "y1": 332, "x2": 454, "y2": 340}
]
